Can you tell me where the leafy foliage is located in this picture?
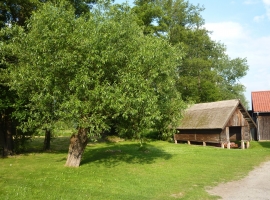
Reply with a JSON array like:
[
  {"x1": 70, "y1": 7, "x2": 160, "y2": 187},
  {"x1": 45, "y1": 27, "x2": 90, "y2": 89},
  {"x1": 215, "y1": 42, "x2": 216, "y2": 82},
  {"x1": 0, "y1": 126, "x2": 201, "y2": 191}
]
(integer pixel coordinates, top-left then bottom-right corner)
[
  {"x1": 0, "y1": 0, "x2": 250, "y2": 157},
  {"x1": 4, "y1": 2, "x2": 186, "y2": 142},
  {"x1": 132, "y1": 0, "x2": 249, "y2": 107},
  {"x1": 0, "y1": 0, "x2": 95, "y2": 28},
  {"x1": 0, "y1": 0, "x2": 99, "y2": 154}
]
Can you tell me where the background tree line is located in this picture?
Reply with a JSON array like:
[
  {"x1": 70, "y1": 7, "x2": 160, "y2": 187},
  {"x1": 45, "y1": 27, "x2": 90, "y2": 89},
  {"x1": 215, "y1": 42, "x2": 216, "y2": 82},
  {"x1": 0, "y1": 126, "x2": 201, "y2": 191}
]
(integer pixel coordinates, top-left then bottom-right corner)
[{"x1": 0, "y1": 0, "x2": 248, "y2": 166}]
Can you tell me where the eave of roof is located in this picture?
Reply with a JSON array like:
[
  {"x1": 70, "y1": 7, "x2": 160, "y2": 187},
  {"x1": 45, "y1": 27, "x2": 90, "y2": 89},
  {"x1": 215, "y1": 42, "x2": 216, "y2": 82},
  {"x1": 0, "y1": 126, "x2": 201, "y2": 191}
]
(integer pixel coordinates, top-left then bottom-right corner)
[{"x1": 237, "y1": 101, "x2": 257, "y2": 128}]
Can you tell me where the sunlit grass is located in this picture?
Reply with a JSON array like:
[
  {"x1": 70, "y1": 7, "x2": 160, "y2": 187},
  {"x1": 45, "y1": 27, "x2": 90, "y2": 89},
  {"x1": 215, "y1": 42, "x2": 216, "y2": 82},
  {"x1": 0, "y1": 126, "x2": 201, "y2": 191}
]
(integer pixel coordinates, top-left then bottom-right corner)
[{"x1": 1, "y1": 139, "x2": 270, "y2": 200}]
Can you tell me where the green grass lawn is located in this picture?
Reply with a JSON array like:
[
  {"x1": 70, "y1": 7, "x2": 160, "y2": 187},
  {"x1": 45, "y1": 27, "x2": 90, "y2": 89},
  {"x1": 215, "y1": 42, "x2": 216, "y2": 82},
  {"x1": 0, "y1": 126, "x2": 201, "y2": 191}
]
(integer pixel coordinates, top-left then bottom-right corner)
[{"x1": 1, "y1": 138, "x2": 270, "y2": 200}]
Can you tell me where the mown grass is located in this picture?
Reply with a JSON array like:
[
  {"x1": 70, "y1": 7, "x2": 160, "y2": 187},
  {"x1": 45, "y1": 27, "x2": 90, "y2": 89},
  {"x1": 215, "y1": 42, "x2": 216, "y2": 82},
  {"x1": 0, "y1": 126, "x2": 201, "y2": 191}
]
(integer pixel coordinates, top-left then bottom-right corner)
[{"x1": 1, "y1": 138, "x2": 270, "y2": 200}]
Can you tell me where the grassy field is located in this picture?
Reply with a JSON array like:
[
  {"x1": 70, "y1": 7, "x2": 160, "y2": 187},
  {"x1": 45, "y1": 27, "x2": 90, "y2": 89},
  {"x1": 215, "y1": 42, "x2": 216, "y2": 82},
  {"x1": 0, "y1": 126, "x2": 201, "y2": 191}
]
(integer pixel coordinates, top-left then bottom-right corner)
[{"x1": 1, "y1": 137, "x2": 270, "y2": 200}]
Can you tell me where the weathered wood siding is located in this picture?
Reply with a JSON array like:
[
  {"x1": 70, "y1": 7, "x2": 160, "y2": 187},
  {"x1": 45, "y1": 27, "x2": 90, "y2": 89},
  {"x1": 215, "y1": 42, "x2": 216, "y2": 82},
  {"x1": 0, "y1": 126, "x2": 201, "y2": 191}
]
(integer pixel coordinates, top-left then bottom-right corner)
[
  {"x1": 220, "y1": 129, "x2": 227, "y2": 142},
  {"x1": 226, "y1": 109, "x2": 245, "y2": 126},
  {"x1": 258, "y1": 116, "x2": 270, "y2": 140},
  {"x1": 243, "y1": 121, "x2": 251, "y2": 141},
  {"x1": 174, "y1": 129, "x2": 221, "y2": 143},
  {"x1": 224, "y1": 109, "x2": 251, "y2": 141}
]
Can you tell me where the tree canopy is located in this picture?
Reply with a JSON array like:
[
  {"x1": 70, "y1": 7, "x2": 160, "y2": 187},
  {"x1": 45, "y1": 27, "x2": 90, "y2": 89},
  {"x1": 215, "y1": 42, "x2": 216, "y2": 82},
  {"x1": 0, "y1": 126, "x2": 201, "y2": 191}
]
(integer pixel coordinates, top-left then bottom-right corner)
[
  {"x1": 132, "y1": 0, "x2": 249, "y2": 106},
  {"x1": 0, "y1": 0, "x2": 99, "y2": 155},
  {"x1": 2, "y1": 1, "x2": 187, "y2": 164},
  {"x1": 0, "y1": 0, "x2": 94, "y2": 28},
  {"x1": 0, "y1": 0, "x2": 250, "y2": 163}
]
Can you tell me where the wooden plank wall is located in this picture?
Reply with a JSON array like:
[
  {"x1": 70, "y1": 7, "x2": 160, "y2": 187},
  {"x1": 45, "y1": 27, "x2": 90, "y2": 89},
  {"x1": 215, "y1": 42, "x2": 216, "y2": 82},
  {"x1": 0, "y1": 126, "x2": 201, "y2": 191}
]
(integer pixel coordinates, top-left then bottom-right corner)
[
  {"x1": 220, "y1": 129, "x2": 227, "y2": 142},
  {"x1": 258, "y1": 116, "x2": 270, "y2": 140},
  {"x1": 226, "y1": 109, "x2": 245, "y2": 126},
  {"x1": 243, "y1": 121, "x2": 250, "y2": 141},
  {"x1": 225, "y1": 109, "x2": 250, "y2": 141},
  {"x1": 174, "y1": 129, "x2": 221, "y2": 143}
]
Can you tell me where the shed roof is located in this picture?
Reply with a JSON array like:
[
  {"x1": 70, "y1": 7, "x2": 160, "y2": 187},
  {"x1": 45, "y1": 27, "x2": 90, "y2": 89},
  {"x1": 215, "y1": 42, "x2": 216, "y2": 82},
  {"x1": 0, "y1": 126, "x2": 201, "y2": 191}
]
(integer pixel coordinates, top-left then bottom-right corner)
[
  {"x1": 251, "y1": 91, "x2": 270, "y2": 112},
  {"x1": 177, "y1": 99, "x2": 256, "y2": 129}
]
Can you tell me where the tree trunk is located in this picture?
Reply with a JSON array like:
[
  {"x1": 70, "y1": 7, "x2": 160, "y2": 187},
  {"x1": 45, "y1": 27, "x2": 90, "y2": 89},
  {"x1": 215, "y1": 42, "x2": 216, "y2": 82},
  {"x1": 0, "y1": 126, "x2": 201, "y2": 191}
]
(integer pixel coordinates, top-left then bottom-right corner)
[
  {"x1": 0, "y1": 115, "x2": 14, "y2": 157},
  {"x1": 65, "y1": 128, "x2": 88, "y2": 167},
  {"x1": 0, "y1": 120, "x2": 4, "y2": 157},
  {"x1": 43, "y1": 129, "x2": 51, "y2": 151}
]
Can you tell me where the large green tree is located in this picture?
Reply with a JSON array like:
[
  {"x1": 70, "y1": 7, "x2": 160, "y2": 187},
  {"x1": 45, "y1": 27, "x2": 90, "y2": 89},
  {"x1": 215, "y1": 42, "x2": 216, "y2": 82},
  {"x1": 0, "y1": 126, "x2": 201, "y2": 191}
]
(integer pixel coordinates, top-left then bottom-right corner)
[
  {"x1": 5, "y1": 2, "x2": 186, "y2": 166},
  {"x1": 0, "y1": 0, "x2": 99, "y2": 153},
  {"x1": 0, "y1": 23, "x2": 24, "y2": 156},
  {"x1": 132, "y1": 0, "x2": 249, "y2": 106},
  {"x1": 0, "y1": 0, "x2": 95, "y2": 156},
  {"x1": 0, "y1": 0, "x2": 42, "y2": 155}
]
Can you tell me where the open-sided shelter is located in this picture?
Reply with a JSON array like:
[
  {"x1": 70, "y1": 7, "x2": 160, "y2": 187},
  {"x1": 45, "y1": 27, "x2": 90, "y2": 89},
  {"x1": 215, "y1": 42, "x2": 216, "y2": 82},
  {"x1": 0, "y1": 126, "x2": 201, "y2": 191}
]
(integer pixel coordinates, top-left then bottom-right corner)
[
  {"x1": 174, "y1": 99, "x2": 256, "y2": 149},
  {"x1": 251, "y1": 91, "x2": 270, "y2": 141}
]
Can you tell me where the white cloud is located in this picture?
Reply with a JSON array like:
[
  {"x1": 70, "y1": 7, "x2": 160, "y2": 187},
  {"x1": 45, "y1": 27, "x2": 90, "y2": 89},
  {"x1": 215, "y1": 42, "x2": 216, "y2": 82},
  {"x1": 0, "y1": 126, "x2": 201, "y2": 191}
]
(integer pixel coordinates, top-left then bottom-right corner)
[
  {"x1": 263, "y1": 0, "x2": 270, "y2": 5},
  {"x1": 244, "y1": 1, "x2": 270, "y2": 22},
  {"x1": 204, "y1": 22, "x2": 249, "y2": 42},
  {"x1": 253, "y1": 15, "x2": 265, "y2": 22}
]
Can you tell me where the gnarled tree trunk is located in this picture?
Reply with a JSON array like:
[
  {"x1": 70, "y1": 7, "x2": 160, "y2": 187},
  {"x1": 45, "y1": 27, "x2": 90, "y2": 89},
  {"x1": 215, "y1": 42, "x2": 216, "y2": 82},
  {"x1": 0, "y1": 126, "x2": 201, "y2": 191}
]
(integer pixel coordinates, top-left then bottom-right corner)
[{"x1": 65, "y1": 128, "x2": 88, "y2": 167}]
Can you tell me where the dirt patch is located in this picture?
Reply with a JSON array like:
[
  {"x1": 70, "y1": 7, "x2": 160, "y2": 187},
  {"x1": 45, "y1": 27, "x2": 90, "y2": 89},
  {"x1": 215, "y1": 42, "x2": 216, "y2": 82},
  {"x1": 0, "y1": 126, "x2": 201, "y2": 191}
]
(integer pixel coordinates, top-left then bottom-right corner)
[
  {"x1": 170, "y1": 192, "x2": 184, "y2": 198},
  {"x1": 207, "y1": 161, "x2": 270, "y2": 200}
]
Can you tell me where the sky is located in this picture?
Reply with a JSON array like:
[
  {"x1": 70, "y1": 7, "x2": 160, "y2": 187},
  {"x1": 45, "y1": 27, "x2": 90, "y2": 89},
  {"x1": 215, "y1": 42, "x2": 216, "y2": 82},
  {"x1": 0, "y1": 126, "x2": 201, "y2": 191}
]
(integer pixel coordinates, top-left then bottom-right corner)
[
  {"x1": 188, "y1": 0, "x2": 270, "y2": 108},
  {"x1": 115, "y1": 0, "x2": 270, "y2": 107}
]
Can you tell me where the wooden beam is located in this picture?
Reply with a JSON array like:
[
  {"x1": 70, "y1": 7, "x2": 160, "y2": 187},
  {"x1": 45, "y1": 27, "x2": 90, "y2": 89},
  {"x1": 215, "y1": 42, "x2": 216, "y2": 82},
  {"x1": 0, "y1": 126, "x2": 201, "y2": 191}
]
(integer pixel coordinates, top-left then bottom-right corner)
[
  {"x1": 241, "y1": 126, "x2": 244, "y2": 140},
  {"x1": 241, "y1": 140, "x2": 245, "y2": 149},
  {"x1": 226, "y1": 127, "x2": 230, "y2": 149},
  {"x1": 221, "y1": 143, "x2": 224, "y2": 149},
  {"x1": 246, "y1": 141, "x2": 250, "y2": 148},
  {"x1": 227, "y1": 142, "x2": 231, "y2": 149}
]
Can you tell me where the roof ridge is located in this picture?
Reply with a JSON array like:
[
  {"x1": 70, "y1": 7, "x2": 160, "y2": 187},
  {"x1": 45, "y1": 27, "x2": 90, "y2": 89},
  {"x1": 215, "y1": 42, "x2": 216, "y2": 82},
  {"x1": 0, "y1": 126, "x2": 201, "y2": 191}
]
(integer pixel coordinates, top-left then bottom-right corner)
[{"x1": 252, "y1": 90, "x2": 270, "y2": 93}]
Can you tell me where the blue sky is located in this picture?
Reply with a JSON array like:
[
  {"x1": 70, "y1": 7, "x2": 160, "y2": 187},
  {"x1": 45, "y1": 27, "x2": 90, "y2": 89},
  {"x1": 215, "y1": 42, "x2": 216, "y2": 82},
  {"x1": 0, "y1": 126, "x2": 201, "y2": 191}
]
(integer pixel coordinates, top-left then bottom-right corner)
[
  {"x1": 189, "y1": 0, "x2": 270, "y2": 107},
  {"x1": 115, "y1": 0, "x2": 270, "y2": 107}
]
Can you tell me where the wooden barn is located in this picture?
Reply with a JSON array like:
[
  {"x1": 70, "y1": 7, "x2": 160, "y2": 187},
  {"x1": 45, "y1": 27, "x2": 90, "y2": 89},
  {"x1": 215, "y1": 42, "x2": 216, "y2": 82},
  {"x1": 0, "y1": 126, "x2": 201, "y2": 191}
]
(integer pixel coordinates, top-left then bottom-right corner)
[
  {"x1": 174, "y1": 99, "x2": 256, "y2": 149},
  {"x1": 251, "y1": 91, "x2": 270, "y2": 141}
]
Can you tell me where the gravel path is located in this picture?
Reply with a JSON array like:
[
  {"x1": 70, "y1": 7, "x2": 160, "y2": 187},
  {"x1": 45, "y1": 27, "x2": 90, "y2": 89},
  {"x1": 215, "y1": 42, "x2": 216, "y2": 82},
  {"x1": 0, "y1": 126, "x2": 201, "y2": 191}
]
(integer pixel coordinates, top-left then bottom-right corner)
[{"x1": 207, "y1": 160, "x2": 270, "y2": 200}]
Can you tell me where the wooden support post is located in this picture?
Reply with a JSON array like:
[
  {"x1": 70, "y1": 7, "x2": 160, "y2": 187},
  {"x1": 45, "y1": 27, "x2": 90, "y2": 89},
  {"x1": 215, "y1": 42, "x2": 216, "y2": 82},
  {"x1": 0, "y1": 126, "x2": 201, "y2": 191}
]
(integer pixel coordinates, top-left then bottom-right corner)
[
  {"x1": 241, "y1": 140, "x2": 245, "y2": 149},
  {"x1": 225, "y1": 127, "x2": 229, "y2": 141},
  {"x1": 203, "y1": 141, "x2": 206, "y2": 146},
  {"x1": 246, "y1": 141, "x2": 250, "y2": 149},
  {"x1": 188, "y1": 141, "x2": 190, "y2": 145},
  {"x1": 221, "y1": 143, "x2": 224, "y2": 149},
  {"x1": 226, "y1": 127, "x2": 230, "y2": 149},
  {"x1": 227, "y1": 142, "x2": 230, "y2": 149},
  {"x1": 241, "y1": 126, "x2": 245, "y2": 145},
  {"x1": 174, "y1": 140, "x2": 177, "y2": 144}
]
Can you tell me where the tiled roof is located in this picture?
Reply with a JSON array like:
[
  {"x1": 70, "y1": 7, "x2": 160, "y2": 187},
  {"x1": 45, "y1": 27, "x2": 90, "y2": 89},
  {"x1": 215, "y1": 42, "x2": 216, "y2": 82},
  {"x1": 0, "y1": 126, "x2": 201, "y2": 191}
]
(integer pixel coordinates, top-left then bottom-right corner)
[{"x1": 252, "y1": 91, "x2": 270, "y2": 112}]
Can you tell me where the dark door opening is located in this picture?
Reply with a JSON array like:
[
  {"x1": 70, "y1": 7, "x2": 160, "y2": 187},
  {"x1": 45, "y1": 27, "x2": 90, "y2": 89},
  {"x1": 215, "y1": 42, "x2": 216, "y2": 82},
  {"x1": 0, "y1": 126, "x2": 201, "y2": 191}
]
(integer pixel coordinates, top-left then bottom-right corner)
[{"x1": 229, "y1": 127, "x2": 241, "y2": 141}]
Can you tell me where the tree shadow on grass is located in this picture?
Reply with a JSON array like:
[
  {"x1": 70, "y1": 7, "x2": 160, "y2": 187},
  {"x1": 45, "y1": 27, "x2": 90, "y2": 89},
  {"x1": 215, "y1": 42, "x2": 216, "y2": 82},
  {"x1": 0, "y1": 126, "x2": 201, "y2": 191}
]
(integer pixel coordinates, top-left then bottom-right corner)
[
  {"x1": 258, "y1": 141, "x2": 270, "y2": 149},
  {"x1": 80, "y1": 142, "x2": 173, "y2": 167},
  {"x1": 22, "y1": 136, "x2": 70, "y2": 155}
]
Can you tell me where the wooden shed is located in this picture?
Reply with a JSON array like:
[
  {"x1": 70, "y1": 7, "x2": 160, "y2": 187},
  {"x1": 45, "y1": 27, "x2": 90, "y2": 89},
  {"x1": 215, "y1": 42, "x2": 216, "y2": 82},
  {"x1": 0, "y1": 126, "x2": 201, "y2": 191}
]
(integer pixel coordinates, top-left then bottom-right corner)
[
  {"x1": 174, "y1": 99, "x2": 256, "y2": 149},
  {"x1": 251, "y1": 91, "x2": 270, "y2": 141}
]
